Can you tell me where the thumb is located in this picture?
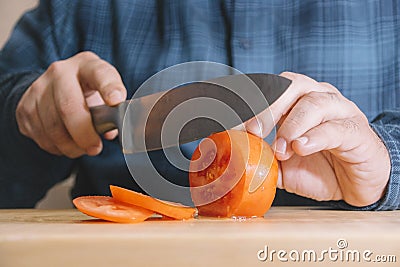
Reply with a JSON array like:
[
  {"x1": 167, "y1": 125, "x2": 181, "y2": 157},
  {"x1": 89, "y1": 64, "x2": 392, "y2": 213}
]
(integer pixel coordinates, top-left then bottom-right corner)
[
  {"x1": 78, "y1": 56, "x2": 127, "y2": 106},
  {"x1": 245, "y1": 117, "x2": 263, "y2": 137},
  {"x1": 97, "y1": 82, "x2": 127, "y2": 106},
  {"x1": 244, "y1": 108, "x2": 277, "y2": 138}
]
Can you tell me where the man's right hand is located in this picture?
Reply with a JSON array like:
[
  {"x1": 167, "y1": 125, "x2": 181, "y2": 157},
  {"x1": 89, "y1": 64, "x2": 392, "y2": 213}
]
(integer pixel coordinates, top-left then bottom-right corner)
[{"x1": 16, "y1": 51, "x2": 127, "y2": 158}]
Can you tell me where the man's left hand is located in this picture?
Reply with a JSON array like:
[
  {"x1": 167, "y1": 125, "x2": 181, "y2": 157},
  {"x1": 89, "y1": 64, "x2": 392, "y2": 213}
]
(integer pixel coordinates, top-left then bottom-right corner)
[{"x1": 244, "y1": 72, "x2": 390, "y2": 207}]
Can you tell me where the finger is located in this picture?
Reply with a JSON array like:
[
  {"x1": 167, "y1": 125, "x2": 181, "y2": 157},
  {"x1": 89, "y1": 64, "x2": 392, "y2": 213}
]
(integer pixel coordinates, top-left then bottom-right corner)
[
  {"x1": 244, "y1": 72, "x2": 335, "y2": 139},
  {"x1": 32, "y1": 103, "x2": 63, "y2": 156},
  {"x1": 16, "y1": 87, "x2": 39, "y2": 138},
  {"x1": 274, "y1": 91, "x2": 359, "y2": 160},
  {"x1": 295, "y1": 118, "x2": 390, "y2": 206},
  {"x1": 36, "y1": 83, "x2": 86, "y2": 158},
  {"x1": 16, "y1": 82, "x2": 63, "y2": 155},
  {"x1": 291, "y1": 118, "x2": 368, "y2": 162},
  {"x1": 49, "y1": 61, "x2": 103, "y2": 156},
  {"x1": 269, "y1": 72, "x2": 333, "y2": 126},
  {"x1": 276, "y1": 161, "x2": 283, "y2": 189},
  {"x1": 103, "y1": 129, "x2": 118, "y2": 140},
  {"x1": 232, "y1": 122, "x2": 246, "y2": 132},
  {"x1": 244, "y1": 116, "x2": 264, "y2": 137},
  {"x1": 271, "y1": 73, "x2": 358, "y2": 160},
  {"x1": 78, "y1": 58, "x2": 127, "y2": 106},
  {"x1": 278, "y1": 91, "x2": 356, "y2": 141},
  {"x1": 272, "y1": 137, "x2": 290, "y2": 161},
  {"x1": 85, "y1": 91, "x2": 105, "y2": 107}
]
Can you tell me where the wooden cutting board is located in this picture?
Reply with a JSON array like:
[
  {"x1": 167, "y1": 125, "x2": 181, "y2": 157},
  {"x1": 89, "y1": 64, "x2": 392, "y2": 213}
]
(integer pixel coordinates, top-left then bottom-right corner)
[{"x1": 0, "y1": 207, "x2": 399, "y2": 267}]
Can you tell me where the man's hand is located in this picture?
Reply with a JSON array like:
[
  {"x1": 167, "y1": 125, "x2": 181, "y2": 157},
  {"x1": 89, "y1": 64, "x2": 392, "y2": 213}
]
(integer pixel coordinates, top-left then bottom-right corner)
[
  {"x1": 244, "y1": 72, "x2": 390, "y2": 207},
  {"x1": 16, "y1": 51, "x2": 127, "y2": 158}
]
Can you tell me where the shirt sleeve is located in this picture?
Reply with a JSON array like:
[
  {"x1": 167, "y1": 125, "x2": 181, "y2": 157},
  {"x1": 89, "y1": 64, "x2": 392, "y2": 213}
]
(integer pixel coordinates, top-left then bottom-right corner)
[
  {"x1": 0, "y1": 0, "x2": 75, "y2": 208},
  {"x1": 334, "y1": 108, "x2": 400, "y2": 211}
]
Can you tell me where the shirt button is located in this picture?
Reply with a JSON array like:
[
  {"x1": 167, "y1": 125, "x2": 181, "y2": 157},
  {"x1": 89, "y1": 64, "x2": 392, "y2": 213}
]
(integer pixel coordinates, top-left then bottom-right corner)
[{"x1": 239, "y1": 39, "x2": 252, "y2": 49}]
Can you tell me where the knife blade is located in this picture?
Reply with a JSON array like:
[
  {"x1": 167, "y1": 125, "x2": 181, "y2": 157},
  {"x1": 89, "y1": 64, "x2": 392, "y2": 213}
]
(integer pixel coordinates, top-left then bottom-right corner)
[{"x1": 89, "y1": 73, "x2": 291, "y2": 154}]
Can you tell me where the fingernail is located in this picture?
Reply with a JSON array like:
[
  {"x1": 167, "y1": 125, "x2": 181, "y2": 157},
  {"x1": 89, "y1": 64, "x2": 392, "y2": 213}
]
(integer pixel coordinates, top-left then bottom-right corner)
[
  {"x1": 247, "y1": 119, "x2": 263, "y2": 137},
  {"x1": 274, "y1": 137, "x2": 287, "y2": 155},
  {"x1": 108, "y1": 91, "x2": 122, "y2": 104},
  {"x1": 87, "y1": 146, "x2": 101, "y2": 156},
  {"x1": 296, "y1": 136, "x2": 308, "y2": 145}
]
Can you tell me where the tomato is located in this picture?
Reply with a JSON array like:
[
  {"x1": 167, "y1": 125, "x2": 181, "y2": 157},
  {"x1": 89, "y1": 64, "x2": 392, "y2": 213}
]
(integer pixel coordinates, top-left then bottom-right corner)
[
  {"x1": 73, "y1": 196, "x2": 154, "y2": 223},
  {"x1": 110, "y1": 185, "x2": 196, "y2": 220},
  {"x1": 189, "y1": 130, "x2": 278, "y2": 217}
]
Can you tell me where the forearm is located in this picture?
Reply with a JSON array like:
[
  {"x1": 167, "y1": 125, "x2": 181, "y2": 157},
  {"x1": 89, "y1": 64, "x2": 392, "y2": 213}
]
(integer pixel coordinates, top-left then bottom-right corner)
[
  {"x1": 0, "y1": 72, "x2": 74, "y2": 208},
  {"x1": 0, "y1": 0, "x2": 81, "y2": 207}
]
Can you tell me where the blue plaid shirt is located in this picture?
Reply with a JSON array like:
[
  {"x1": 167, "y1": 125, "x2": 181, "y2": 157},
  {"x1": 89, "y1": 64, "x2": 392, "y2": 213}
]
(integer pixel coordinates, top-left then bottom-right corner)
[{"x1": 0, "y1": 0, "x2": 399, "y2": 209}]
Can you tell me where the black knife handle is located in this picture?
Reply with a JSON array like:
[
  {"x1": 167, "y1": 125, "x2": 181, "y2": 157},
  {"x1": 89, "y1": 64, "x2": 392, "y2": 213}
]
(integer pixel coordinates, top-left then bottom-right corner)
[{"x1": 89, "y1": 105, "x2": 119, "y2": 134}]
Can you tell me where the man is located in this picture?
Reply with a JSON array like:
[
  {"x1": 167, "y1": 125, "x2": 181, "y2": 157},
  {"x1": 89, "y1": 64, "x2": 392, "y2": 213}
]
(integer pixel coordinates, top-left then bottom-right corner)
[{"x1": 0, "y1": 0, "x2": 398, "y2": 210}]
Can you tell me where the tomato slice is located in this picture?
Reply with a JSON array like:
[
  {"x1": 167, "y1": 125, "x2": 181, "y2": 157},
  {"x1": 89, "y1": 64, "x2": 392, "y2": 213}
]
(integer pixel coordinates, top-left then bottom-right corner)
[
  {"x1": 110, "y1": 186, "x2": 196, "y2": 220},
  {"x1": 73, "y1": 196, "x2": 154, "y2": 223},
  {"x1": 189, "y1": 130, "x2": 278, "y2": 217}
]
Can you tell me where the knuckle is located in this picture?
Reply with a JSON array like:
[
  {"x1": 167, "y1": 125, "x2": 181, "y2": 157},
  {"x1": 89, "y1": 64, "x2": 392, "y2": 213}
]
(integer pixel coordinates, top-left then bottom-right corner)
[
  {"x1": 309, "y1": 91, "x2": 341, "y2": 106},
  {"x1": 15, "y1": 102, "x2": 25, "y2": 118},
  {"x1": 16, "y1": 113, "x2": 28, "y2": 135},
  {"x1": 47, "y1": 61, "x2": 65, "y2": 75},
  {"x1": 304, "y1": 91, "x2": 341, "y2": 108},
  {"x1": 326, "y1": 92, "x2": 341, "y2": 103},
  {"x1": 77, "y1": 51, "x2": 99, "y2": 61},
  {"x1": 29, "y1": 80, "x2": 44, "y2": 94},
  {"x1": 279, "y1": 71, "x2": 298, "y2": 81},
  {"x1": 18, "y1": 123, "x2": 29, "y2": 137},
  {"x1": 92, "y1": 62, "x2": 114, "y2": 78},
  {"x1": 16, "y1": 106, "x2": 36, "y2": 136},
  {"x1": 282, "y1": 72, "x2": 308, "y2": 83},
  {"x1": 319, "y1": 82, "x2": 338, "y2": 92},
  {"x1": 293, "y1": 107, "x2": 307, "y2": 121},
  {"x1": 341, "y1": 119, "x2": 360, "y2": 133}
]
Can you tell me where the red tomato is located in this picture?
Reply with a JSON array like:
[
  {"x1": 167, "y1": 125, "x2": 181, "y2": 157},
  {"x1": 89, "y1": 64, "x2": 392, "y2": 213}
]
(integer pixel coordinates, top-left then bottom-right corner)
[
  {"x1": 189, "y1": 130, "x2": 278, "y2": 217},
  {"x1": 110, "y1": 185, "x2": 196, "y2": 220},
  {"x1": 73, "y1": 196, "x2": 154, "y2": 223}
]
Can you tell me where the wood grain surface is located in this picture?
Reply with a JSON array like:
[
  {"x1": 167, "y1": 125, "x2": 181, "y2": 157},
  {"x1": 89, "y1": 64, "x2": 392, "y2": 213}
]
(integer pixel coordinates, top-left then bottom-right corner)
[{"x1": 0, "y1": 207, "x2": 399, "y2": 267}]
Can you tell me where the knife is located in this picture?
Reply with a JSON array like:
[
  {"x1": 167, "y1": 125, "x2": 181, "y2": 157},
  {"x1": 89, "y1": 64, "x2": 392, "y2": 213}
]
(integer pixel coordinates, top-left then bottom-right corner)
[{"x1": 89, "y1": 73, "x2": 291, "y2": 154}]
